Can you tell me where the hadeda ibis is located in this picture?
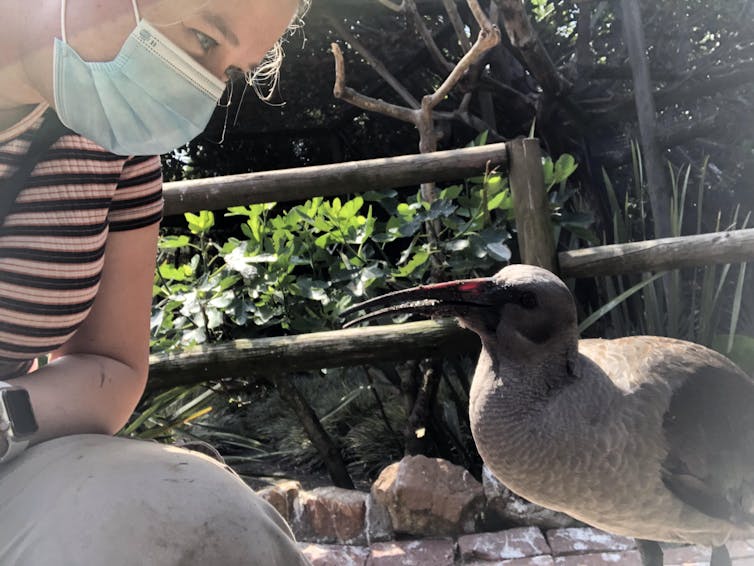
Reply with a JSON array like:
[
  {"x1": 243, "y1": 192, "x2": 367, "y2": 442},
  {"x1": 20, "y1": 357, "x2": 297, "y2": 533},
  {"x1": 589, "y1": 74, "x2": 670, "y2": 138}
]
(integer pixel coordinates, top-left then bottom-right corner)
[{"x1": 343, "y1": 264, "x2": 754, "y2": 566}]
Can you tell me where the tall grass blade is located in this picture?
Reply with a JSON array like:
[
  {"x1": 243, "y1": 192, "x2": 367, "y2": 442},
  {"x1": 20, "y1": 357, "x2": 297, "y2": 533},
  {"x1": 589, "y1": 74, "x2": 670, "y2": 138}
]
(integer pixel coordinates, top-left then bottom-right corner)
[
  {"x1": 726, "y1": 212, "x2": 751, "y2": 352},
  {"x1": 728, "y1": 262, "x2": 748, "y2": 353},
  {"x1": 121, "y1": 385, "x2": 192, "y2": 435},
  {"x1": 579, "y1": 272, "x2": 664, "y2": 334}
]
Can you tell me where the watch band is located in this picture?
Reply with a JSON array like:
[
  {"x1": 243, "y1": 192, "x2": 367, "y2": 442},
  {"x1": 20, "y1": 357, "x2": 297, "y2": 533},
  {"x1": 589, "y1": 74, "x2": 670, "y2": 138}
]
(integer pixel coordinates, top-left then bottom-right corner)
[
  {"x1": 0, "y1": 436, "x2": 28, "y2": 463},
  {"x1": 0, "y1": 381, "x2": 31, "y2": 463}
]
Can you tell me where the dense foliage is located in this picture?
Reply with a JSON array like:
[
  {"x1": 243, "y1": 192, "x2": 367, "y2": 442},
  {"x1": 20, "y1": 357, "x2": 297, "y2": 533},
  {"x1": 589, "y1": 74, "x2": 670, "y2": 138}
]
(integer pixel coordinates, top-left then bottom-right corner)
[{"x1": 153, "y1": 146, "x2": 580, "y2": 350}]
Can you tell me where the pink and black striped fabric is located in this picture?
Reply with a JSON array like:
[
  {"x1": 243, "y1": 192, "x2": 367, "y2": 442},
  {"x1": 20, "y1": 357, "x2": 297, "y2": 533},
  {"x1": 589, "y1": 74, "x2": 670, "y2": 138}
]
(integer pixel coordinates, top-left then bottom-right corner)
[{"x1": 0, "y1": 104, "x2": 163, "y2": 378}]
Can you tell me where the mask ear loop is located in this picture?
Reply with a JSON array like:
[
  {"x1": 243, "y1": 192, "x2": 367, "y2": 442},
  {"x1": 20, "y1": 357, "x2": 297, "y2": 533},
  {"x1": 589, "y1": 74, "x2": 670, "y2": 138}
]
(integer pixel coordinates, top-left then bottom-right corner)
[
  {"x1": 131, "y1": 0, "x2": 141, "y2": 23},
  {"x1": 143, "y1": 0, "x2": 212, "y2": 27},
  {"x1": 232, "y1": 82, "x2": 250, "y2": 127},
  {"x1": 60, "y1": 0, "x2": 68, "y2": 42},
  {"x1": 211, "y1": 78, "x2": 234, "y2": 145}
]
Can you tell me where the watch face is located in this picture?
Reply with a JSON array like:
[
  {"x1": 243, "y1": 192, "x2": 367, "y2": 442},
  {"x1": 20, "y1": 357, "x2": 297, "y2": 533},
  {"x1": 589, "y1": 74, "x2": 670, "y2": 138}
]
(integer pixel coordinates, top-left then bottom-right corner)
[{"x1": 2, "y1": 389, "x2": 38, "y2": 436}]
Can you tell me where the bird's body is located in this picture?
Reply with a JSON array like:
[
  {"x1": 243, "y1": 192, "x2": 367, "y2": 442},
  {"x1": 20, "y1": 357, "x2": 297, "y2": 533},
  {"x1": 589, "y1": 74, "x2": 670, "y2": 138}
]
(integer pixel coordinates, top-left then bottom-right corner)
[
  {"x1": 471, "y1": 335, "x2": 754, "y2": 547},
  {"x1": 344, "y1": 264, "x2": 754, "y2": 564}
]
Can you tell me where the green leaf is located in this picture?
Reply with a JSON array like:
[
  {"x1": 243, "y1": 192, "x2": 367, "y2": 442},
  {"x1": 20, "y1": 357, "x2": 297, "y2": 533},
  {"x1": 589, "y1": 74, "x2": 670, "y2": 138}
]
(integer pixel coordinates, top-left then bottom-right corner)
[
  {"x1": 184, "y1": 210, "x2": 215, "y2": 235},
  {"x1": 158, "y1": 262, "x2": 192, "y2": 281},
  {"x1": 542, "y1": 157, "x2": 554, "y2": 188},
  {"x1": 314, "y1": 233, "x2": 330, "y2": 248},
  {"x1": 485, "y1": 175, "x2": 505, "y2": 193},
  {"x1": 340, "y1": 196, "x2": 364, "y2": 219},
  {"x1": 467, "y1": 130, "x2": 488, "y2": 147},
  {"x1": 445, "y1": 239, "x2": 470, "y2": 252},
  {"x1": 553, "y1": 154, "x2": 578, "y2": 185},
  {"x1": 158, "y1": 235, "x2": 191, "y2": 249},
  {"x1": 487, "y1": 189, "x2": 512, "y2": 211},
  {"x1": 296, "y1": 277, "x2": 331, "y2": 303},
  {"x1": 440, "y1": 185, "x2": 464, "y2": 200},
  {"x1": 223, "y1": 247, "x2": 260, "y2": 279},
  {"x1": 394, "y1": 250, "x2": 430, "y2": 278},
  {"x1": 486, "y1": 241, "x2": 511, "y2": 262}
]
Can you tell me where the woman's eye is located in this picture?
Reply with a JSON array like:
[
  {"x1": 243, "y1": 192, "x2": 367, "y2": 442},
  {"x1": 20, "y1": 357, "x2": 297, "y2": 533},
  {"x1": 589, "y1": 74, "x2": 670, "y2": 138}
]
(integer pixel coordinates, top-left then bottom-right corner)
[{"x1": 194, "y1": 30, "x2": 218, "y2": 53}]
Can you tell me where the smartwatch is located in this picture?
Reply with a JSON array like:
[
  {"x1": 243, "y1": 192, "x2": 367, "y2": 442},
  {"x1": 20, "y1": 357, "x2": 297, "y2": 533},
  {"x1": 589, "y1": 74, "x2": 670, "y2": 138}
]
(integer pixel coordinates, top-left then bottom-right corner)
[{"x1": 0, "y1": 381, "x2": 38, "y2": 463}]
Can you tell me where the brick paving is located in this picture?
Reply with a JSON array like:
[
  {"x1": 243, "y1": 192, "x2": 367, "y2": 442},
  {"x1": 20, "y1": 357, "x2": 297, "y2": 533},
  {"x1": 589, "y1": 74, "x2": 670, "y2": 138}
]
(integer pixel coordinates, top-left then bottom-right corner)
[{"x1": 299, "y1": 527, "x2": 754, "y2": 565}]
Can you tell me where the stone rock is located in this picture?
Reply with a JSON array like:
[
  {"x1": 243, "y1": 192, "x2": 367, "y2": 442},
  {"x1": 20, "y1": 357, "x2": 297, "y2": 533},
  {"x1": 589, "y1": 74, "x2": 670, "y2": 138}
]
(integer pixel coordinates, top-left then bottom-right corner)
[
  {"x1": 365, "y1": 492, "x2": 393, "y2": 543},
  {"x1": 293, "y1": 486, "x2": 367, "y2": 544},
  {"x1": 458, "y1": 527, "x2": 551, "y2": 562},
  {"x1": 502, "y1": 557, "x2": 556, "y2": 566},
  {"x1": 729, "y1": 540, "x2": 754, "y2": 559},
  {"x1": 367, "y1": 539, "x2": 456, "y2": 566},
  {"x1": 465, "y1": 557, "x2": 555, "y2": 566},
  {"x1": 553, "y1": 550, "x2": 643, "y2": 565},
  {"x1": 298, "y1": 543, "x2": 370, "y2": 566},
  {"x1": 661, "y1": 544, "x2": 711, "y2": 564},
  {"x1": 372, "y1": 455, "x2": 484, "y2": 537},
  {"x1": 256, "y1": 479, "x2": 301, "y2": 523},
  {"x1": 482, "y1": 466, "x2": 579, "y2": 530},
  {"x1": 546, "y1": 527, "x2": 635, "y2": 556}
]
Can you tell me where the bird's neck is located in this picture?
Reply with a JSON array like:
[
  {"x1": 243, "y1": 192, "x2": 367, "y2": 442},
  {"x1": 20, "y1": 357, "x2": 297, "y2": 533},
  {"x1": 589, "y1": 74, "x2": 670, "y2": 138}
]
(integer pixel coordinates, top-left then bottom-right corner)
[
  {"x1": 471, "y1": 337, "x2": 578, "y2": 406},
  {"x1": 469, "y1": 340, "x2": 579, "y2": 481}
]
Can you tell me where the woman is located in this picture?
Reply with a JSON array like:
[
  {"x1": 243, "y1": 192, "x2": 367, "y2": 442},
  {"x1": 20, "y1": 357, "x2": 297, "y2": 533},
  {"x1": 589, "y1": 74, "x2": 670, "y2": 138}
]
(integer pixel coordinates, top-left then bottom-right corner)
[{"x1": 0, "y1": 1, "x2": 310, "y2": 563}]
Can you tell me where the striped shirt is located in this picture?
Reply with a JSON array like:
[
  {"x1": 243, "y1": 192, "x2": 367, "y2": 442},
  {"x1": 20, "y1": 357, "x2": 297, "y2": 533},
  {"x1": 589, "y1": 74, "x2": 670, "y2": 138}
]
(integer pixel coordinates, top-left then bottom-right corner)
[{"x1": 0, "y1": 104, "x2": 163, "y2": 378}]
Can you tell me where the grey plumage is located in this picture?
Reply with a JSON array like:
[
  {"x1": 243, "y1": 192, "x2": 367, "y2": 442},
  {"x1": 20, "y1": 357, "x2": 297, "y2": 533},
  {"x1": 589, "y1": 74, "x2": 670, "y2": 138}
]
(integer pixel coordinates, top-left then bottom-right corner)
[{"x1": 343, "y1": 264, "x2": 754, "y2": 565}]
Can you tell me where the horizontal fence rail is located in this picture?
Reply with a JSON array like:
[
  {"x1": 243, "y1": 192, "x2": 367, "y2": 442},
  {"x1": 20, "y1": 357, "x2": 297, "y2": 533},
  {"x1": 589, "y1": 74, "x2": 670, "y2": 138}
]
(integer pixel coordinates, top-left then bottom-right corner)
[
  {"x1": 162, "y1": 143, "x2": 508, "y2": 216},
  {"x1": 148, "y1": 320, "x2": 479, "y2": 390},
  {"x1": 559, "y1": 228, "x2": 754, "y2": 277}
]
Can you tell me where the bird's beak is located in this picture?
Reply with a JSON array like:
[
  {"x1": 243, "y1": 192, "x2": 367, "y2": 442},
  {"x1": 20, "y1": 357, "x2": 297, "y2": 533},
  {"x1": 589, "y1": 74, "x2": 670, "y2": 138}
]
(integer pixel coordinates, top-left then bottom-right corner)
[{"x1": 342, "y1": 277, "x2": 496, "y2": 328}]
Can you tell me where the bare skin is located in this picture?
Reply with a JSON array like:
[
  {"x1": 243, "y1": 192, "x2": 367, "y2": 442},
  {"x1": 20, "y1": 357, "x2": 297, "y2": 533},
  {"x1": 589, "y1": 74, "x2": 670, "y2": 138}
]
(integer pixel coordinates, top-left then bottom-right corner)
[{"x1": 0, "y1": 0, "x2": 298, "y2": 447}]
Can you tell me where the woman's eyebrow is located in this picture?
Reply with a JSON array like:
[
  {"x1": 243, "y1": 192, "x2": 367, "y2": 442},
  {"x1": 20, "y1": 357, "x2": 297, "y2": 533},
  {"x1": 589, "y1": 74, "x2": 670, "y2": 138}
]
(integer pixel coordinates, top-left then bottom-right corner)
[{"x1": 200, "y1": 10, "x2": 239, "y2": 47}]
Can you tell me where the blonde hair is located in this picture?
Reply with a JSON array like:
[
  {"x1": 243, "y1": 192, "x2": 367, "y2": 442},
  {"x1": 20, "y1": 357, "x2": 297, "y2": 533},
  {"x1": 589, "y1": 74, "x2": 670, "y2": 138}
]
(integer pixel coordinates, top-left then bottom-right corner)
[{"x1": 248, "y1": 0, "x2": 310, "y2": 101}]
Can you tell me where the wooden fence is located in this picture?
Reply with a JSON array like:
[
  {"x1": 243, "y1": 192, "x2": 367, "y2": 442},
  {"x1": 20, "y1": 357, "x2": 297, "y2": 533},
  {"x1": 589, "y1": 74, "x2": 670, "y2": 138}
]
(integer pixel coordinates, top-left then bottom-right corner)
[{"x1": 148, "y1": 139, "x2": 754, "y2": 389}]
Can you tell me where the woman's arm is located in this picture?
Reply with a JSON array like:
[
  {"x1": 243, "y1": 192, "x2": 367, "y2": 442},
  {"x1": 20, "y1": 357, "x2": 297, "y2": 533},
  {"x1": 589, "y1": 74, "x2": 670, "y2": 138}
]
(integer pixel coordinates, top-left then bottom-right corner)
[{"x1": 9, "y1": 222, "x2": 160, "y2": 442}]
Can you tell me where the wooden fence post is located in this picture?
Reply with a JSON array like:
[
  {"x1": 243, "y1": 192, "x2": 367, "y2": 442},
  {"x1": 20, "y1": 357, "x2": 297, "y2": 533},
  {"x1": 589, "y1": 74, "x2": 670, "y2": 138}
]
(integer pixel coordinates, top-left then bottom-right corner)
[{"x1": 507, "y1": 138, "x2": 557, "y2": 272}]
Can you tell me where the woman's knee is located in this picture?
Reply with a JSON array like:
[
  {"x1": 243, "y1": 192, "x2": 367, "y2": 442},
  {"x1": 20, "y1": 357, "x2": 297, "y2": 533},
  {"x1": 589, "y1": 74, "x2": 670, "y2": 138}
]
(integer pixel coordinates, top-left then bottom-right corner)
[{"x1": 0, "y1": 435, "x2": 309, "y2": 565}]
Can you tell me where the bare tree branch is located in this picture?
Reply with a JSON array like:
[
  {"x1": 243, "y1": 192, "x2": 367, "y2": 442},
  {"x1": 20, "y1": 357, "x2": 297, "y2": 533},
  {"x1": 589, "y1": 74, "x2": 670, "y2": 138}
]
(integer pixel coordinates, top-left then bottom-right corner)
[
  {"x1": 327, "y1": 15, "x2": 421, "y2": 109},
  {"x1": 443, "y1": 0, "x2": 473, "y2": 53},
  {"x1": 593, "y1": 59, "x2": 754, "y2": 124},
  {"x1": 434, "y1": 109, "x2": 505, "y2": 141},
  {"x1": 425, "y1": 1, "x2": 500, "y2": 107},
  {"x1": 405, "y1": 0, "x2": 456, "y2": 73},
  {"x1": 494, "y1": 0, "x2": 572, "y2": 96},
  {"x1": 378, "y1": 0, "x2": 404, "y2": 12},
  {"x1": 332, "y1": 42, "x2": 418, "y2": 123},
  {"x1": 332, "y1": 0, "x2": 501, "y2": 152}
]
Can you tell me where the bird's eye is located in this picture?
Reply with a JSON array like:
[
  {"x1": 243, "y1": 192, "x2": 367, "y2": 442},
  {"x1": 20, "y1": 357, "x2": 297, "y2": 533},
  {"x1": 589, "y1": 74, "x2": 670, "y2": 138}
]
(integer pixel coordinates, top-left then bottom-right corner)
[{"x1": 520, "y1": 292, "x2": 538, "y2": 309}]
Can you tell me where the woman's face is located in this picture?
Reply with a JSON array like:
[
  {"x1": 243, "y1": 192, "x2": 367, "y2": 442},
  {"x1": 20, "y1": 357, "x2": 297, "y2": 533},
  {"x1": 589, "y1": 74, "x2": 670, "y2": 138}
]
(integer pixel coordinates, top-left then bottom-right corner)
[
  {"x1": 149, "y1": 0, "x2": 300, "y2": 81},
  {"x1": 5, "y1": 0, "x2": 301, "y2": 118}
]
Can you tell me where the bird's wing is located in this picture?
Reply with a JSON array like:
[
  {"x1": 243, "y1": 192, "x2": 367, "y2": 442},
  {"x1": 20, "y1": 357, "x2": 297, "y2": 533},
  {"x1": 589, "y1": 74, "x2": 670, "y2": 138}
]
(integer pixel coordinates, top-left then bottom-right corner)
[{"x1": 584, "y1": 336, "x2": 754, "y2": 525}]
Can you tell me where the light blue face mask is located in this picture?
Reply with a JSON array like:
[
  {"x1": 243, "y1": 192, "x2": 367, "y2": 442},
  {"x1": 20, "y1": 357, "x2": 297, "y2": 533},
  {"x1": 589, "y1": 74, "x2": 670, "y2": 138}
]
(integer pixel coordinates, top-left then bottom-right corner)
[{"x1": 53, "y1": 0, "x2": 226, "y2": 156}]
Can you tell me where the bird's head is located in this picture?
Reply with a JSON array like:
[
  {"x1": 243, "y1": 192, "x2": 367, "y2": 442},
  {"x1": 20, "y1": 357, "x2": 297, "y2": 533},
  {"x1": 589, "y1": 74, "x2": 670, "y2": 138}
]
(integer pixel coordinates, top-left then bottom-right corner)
[{"x1": 343, "y1": 264, "x2": 578, "y2": 362}]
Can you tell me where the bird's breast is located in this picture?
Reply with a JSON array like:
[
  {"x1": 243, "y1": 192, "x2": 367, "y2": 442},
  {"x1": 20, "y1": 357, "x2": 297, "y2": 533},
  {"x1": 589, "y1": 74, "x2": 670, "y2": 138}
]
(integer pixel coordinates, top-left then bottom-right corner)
[{"x1": 469, "y1": 370, "x2": 668, "y2": 520}]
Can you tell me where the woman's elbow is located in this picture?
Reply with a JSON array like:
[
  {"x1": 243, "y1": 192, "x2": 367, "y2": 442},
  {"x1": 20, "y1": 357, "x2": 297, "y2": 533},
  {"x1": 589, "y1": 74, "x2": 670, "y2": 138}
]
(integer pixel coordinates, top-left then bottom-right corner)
[{"x1": 103, "y1": 365, "x2": 149, "y2": 435}]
